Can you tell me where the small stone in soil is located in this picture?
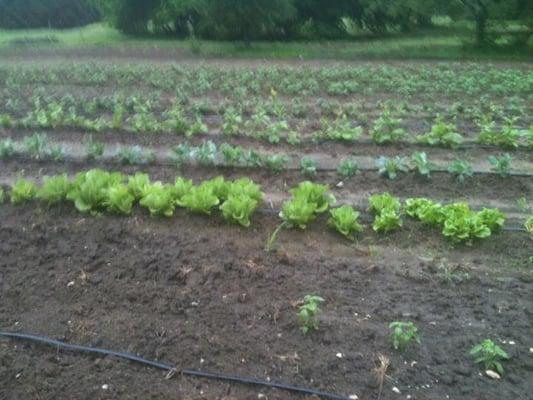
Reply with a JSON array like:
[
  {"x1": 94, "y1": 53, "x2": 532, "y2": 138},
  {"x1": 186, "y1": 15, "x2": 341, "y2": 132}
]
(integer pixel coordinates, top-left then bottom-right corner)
[
  {"x1": 392, "y1": 387, "x2": 401, "y2": 394},
  {"x1": 485, "y1": 370, "x2": 501, "y2": 380},
  {"x1": 349, "y1": 395, "x2": 359, "y2": 400},
  {"x1": 101, "y1": 384, "x2": 109, "y2": 390}
]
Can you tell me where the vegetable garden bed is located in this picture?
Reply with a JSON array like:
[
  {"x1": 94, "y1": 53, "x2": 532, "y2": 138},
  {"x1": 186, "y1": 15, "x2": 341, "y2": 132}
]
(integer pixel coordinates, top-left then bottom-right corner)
[{"x1": 0, "y1": 57, "x2": 532, "y2": 400}]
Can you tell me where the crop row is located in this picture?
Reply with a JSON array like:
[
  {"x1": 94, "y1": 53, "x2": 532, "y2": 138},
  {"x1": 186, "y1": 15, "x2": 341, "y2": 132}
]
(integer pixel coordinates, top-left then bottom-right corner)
[
  {"x1": 1, "y1": 102, "x2": 531, "y2": 149},
  {"x1": 1, "y1": 86, "x2": 530, "y2": 125},
  {"x1": 2, "y1": 169, "x2": 528, "y2": 244},
  {"x1": 2, "y1": 135, "x2": 530, "y2": 182},
  {"x1": 1, "y1": 63, "x2": 531, "y2": 98}
]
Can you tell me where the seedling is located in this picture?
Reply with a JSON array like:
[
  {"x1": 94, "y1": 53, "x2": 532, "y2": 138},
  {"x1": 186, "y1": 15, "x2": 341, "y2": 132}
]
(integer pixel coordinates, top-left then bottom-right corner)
[
  {"x1": 337, "y1": 158, "x2": 359, "y2": 178},
  {"x1": 418, "y1": 119, "x2": 464, "y2": 148},
  {"x1": 49, "y1": 145, "x2": 65, "y2": 162},
  {"x1": 376, "y1": 156, "x2": 408, "y2": 180},
  {"x1": 470, "y1": 339, "x2": 509, "y2": 375},
  {"x1": 448, "y1": 159, "x2": 473, "y2": 183},
  {"x1": 488, "y1": 153, "x2": 512, "y2": 177},
  {"x1": 410, "y1": 151, "x2": 434, "y2": 178},
  {"x1": 298, "y1": 295, "x2": 325, "y2": 334},
  {"x1": 85, "y1": 137, "x2": 105, "y2": 160},
  {"x1": 23, "y1": 133, "x2": 48, "y2": 160},
  {"x1": 300, "y1": 157, "x2": 317, "y2": 177},
  {"x1": 264, "y1": 154, "x2": 289, "y2": 173},
  {"x1": 0, "y1": 139, "x2": 16, "y2": 158},
  {"x1": 524, "y1": 216, "x2": 533, "y2": 234},
  {"x1": 389, "y1": 321, "x2": 420, "y2": 351}
]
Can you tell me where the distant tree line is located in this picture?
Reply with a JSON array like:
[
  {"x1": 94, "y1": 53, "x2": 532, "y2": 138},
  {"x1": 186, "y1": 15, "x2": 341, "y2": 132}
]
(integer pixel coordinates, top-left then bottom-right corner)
[
  {"x1": 0, "y1": 0, "x2": 99, "y2": 29},
  {"x1": 92, "y1": 0, "x2": 532, "y2": 45},
  {"x1": 0, "y1": 0, "x2": 531, "y2": 46}
]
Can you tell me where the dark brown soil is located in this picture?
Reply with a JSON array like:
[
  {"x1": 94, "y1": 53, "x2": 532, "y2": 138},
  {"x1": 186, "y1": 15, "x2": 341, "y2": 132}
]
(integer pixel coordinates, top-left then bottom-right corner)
[{"x1": 1, "y1": 203, "x2": 532, "y2": 400}]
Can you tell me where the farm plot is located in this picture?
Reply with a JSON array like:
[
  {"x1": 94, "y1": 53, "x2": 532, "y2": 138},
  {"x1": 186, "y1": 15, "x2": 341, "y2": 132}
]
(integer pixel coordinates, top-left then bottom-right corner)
[{"x1": 0, "y1": 59, "x2": 532, "y2": 400}]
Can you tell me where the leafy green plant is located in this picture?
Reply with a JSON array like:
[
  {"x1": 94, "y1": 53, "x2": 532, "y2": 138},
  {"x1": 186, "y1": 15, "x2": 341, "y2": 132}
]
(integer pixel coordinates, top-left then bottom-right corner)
[
  {"x1": 337, "y1": 158, "x2": 359, "y2": 178},
  {"x1": 328, "y1": 206, "x2": 363, "y2": 240},
  {"x1": 389, "y1": 321, "x2": 420, "y2": 351},
  {"x1": 0, "y1": 139, "x2": 16, "y2": 158},
  {"x1": 49, "y1": 145, "x2": 65, "y2": 162},
  {"x1": 324, "y1": 116, "x2": 363, "y2": 142},
  {"x1": 448, "y1": 160, "x2": 473, "y2": 183},
  {"x1": 117, "y1": 145, "x2": 154, "y2": 165},
  {"x1": 228, "y1": 178, "x2": 263, "y2": 202},
  {"x1": 418, "y1": 120, "x2": 464, "y2": 148},
  {"x1": 525, "y1": 216, "x2": 533, "y2": 234},
  {"x1": 173, "y1": 177, "x2": 194, "y2": 203},
  {"x1": 280, "y1": 197, "x2": 318, "y2": 229},
  {"x1": 0, "y1": 187, "x2": 4, "y2": 204},
  {"x1": 369, "y1": 192, "x2": 401, "y2": 214},
  {"x1": 289, "y1": 181, "x2": 335, "y2": 213},
  {"x1": 410, "y1": 151, "x2": 434, "y2": 178},
  {"x1": 139, "y1": 182, "x2": 176, "y2": 217},
  {"x1": 369, "y1": 193, "x2": 402, "y2": 232},
  {"x1": 67, "y1": 169, "x2": 124, "y2": 213},
  {"x1": 127, "y1": 172, "x2": 151, "y2": 200},
  {"x1": 37, "y1": 174, "x2": 72, "y2": 205},
  {"x1": 371, "y1": 110, "x2": 407, "y2": 144},
  {"x1": 10, "y1": 179, "x2": 37, "y2": 204},
  {"x1": 170, "y1": 143, "x2": 192, "y2": 166},
  {"x1": 404, "y1": 198, "x2": 445, "y2": 226},
  {"x1": 376, "y1": 156, "x2": 408, "y2": 180},
  {"x1": 298, "y1": 295, "x2": 325, "y2": 334},
  {"x1": 488, "y1": 153, "x2": 512, "y2": 177},
  {"x1": 220, "y1": 194, "x2": 258, "y2": 227},
  {"x1": 178, "y1": 185, "x2": 219, "y2": 215},
  {"x1": 470, "y1": 339, "x2": 509, "y2": 375},
  {"x1": 286, "y1": 131, "x2": 302, "y2": 146},
  {"x1": 264, "y1": 154, "x2": 289, "y2": 173},
  {"x1": 23, "y1": 133, "x2": 48, "y2": 160},
  {"x1": 192, "y1": 141, "x2": 217, "y2": 166},
  {"x1": 220, "y1": 143, "x2": 245, "y2": 166},
  {"x1": 104, "y1": 184, "x2": 135, "y2": 214},
  {"x1": 441, "y1": 203, "x2": 503, "y2": 243},
  {"x1": 85, "y1": 137, "x2": 105, "y2": 160},
  {"x1": 300, "y1": 157, "x2": 317, "y2": 177}
]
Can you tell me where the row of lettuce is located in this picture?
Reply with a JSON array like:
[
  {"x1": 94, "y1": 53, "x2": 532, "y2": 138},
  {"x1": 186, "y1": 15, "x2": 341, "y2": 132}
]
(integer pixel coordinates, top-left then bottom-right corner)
[{"x1": 0, "y1": 169, "x2": 516, "y2": 243}]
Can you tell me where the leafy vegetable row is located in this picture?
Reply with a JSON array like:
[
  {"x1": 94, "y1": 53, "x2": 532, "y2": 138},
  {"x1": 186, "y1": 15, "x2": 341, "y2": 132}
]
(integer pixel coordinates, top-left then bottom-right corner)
[{"x1": 0, "y1": 170, "x2": 512, "y2": 244}]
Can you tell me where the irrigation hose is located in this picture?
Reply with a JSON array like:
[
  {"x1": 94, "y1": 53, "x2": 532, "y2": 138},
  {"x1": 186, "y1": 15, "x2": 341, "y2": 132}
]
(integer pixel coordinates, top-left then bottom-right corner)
[{"x1": 0, "y1": 331, "x2": 351, "y2": 400}]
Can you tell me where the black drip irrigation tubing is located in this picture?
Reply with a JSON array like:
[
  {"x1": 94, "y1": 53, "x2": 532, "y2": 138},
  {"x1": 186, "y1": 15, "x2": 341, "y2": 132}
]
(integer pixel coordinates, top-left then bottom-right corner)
[{"x1": 0, "y1": 331, "x2": 351, "y2": 400}]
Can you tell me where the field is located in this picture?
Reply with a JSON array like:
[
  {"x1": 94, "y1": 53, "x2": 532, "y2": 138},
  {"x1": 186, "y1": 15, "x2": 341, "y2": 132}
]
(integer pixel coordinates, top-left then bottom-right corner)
[{"x1": 0, "y1": 52, "x2": 532, "y2": 400}]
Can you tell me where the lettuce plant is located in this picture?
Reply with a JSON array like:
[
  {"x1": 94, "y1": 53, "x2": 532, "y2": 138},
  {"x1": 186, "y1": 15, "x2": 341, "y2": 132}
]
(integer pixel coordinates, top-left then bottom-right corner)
[
  {"x1": 369, "y1": 193, "x2": 402, "y2": 232},
  {"x1": 173, "y1": 177, "x2": 193, "y2": 202},
  {"x1": 220, "y1": 143, "x2": 245, "y2": 166},
  {"x1": 442, "y1": 203, "x2": 491, "y2": 243},
  {"x1": 10, "y1": 179, "x2": 37, "y2": 204},
  {"x1": 104, "y1": 184, "x2": 135, "y2": 214},
  {"x1": 328, "y1": 205, "x2": 364, "y2": 240},
  {"x1": 418, "y1": 120, "x2": 464, "y2": 148},
  {"x1": 0, "y1": 139, "x2": 16, "y2": 158},
  {"x1": 228, "y1": 178, "x2": 263, "y2": 202},
  {"x1": 405, "y1": 198, "x2": 445, "y2": 226},
  {"x1": 220, "y1": 194, "x2": 258, "y2": 227},
  {"x1": 371, "y1": 111, "x2": 407, "y2": 144},
  {"x1": 202, "y1": 176, "x2": 229, "y2": 201},
  {"x1": 37, "y1": 174, "x2": 72, "y2": 205},
  {"x1": 369, "y1": 192, "x2": 401, "y2": 214},
  {"x1": 280, "y1": 197, "x2": 318, "y2": 229},
  {"x1": 139, "y1": 182, "x2": 176, "y2": 217},
  {"x1": 178, "y1": 185, "x2": 219, "y2": 215},
  {"x1": 127, "y1": 172, "x2": 151, "y2": 200},
  {"x1": 264, "y1": 154, "x2": 289, "y2": 173},
  {"x1": 289, "y1": 181, "x2": 335, "y2": 213},
  {"x1": 67, "y1": 169, "x2": 124, "y2": 213}
]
